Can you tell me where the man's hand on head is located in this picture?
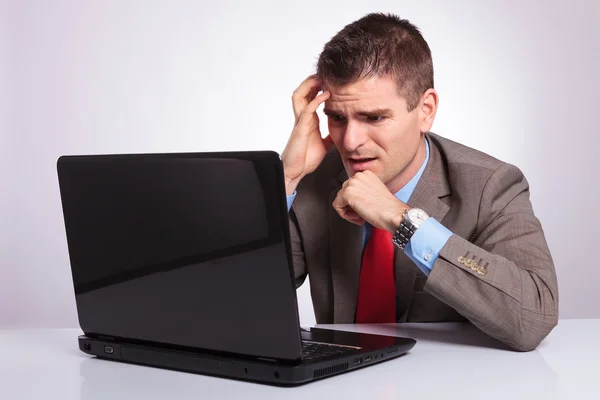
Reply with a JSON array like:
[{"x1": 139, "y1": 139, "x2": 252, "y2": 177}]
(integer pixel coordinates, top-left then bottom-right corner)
[
  {"x1": 281, "y1": 75, "x2": 334, "y2": 196},
  {"x1": 332, "y1": 170, "x2": 410, "y2": 232}
]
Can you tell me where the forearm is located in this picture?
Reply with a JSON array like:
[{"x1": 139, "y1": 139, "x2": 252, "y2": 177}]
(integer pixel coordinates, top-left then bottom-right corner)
[{"x1": 424, "y1": 233, "x2": 558, "y2": 351}]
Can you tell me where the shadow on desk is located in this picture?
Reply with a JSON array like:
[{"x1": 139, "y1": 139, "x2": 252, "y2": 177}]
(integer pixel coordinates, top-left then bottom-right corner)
[
  {"x1": 384, "y1": 322, "x2": 512, "y2": 350},
  {"x1": 317, "y1": 322, "x2": 519, "y2": 351}
]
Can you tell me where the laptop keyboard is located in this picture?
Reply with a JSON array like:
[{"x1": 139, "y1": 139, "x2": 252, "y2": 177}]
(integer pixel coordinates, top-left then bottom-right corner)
[{"x1": 301, "y1": 341, "x2": 359, "y2": 361}]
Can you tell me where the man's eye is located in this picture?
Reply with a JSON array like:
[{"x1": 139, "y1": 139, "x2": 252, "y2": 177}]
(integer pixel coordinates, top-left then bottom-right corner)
[
  {"x1": 367, "y1": 116, "x2": 385, "y2": 122},
  {"x1": 329, "y1": 115, "x2": 345, "y2": 122}
]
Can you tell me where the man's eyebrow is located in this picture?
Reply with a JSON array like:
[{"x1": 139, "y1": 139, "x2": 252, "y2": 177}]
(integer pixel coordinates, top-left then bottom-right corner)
[
  {"x1": 323, "y1": 108, "x2": 340, "y2": 116},
  {"x1": 357, "y1": 108, "x2": 393, "y2": 116},
  {"x1": 322, "y1": 108, "x2": 393, "y2": 116}
]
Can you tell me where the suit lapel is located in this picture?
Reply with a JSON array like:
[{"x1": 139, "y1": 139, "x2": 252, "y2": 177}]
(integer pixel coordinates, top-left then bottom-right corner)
[
  {"x1": 395, "y1": 135, "x2": 451, "y2": 321},
  {"x1": 329, "y1": 172, "x2": 363, "y2": 323},
  {"x1": 329, "y1": 134, "x2": 452, "y2": 323}
]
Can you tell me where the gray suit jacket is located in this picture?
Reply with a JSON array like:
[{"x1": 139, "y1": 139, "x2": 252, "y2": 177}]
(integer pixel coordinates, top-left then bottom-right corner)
[{"x1": 289, "y1": 132, "x2": 558, "y2": 351}]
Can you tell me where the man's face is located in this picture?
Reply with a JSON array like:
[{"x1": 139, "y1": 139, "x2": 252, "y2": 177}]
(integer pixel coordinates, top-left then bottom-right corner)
[{"x1": 323, "y1": 75, "x2": 425, "y2": 191}]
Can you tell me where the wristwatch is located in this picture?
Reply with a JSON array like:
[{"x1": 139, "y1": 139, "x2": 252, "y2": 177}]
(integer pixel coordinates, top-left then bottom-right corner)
[{"x1": 392, "y1": 208, "x2": 430, "y2": 250}]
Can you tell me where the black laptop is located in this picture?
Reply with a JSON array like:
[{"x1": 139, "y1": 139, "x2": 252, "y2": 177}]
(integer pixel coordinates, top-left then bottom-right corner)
[{"x1": 56, "y1": 150, "x2": 416, "y2": 386}]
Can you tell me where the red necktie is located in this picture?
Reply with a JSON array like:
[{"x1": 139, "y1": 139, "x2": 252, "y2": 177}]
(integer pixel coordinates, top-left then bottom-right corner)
[{"x1": 355, "y1": 227, "x2": 396, "y2": 323}]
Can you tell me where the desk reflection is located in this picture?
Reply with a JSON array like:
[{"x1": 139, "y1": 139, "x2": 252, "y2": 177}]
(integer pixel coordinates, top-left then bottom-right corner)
[{"x1": 79, "y1": 323, "x2": 558, "y2": 400}]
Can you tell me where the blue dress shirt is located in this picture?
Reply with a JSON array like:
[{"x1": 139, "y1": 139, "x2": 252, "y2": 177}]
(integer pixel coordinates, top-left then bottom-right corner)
[{"x1": 286, "y1": 139, "x2": 453, "y2": 275}]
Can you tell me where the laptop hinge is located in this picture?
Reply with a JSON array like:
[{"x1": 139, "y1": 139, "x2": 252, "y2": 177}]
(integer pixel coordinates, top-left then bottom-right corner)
[
  {"x1": 255, "y1": 357, "x2": 277, "y2": 363},
  {"x1": 96, "y1": 334, "x2": 116, "y2": 342}
]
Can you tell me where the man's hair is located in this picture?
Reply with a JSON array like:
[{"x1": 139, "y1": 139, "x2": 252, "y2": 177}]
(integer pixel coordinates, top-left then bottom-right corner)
[{"x1": 316, "y1": 13, "x2": 433, "y2": 111}]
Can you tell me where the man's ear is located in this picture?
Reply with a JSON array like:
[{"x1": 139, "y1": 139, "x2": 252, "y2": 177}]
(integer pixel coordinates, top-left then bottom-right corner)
[{"x1": 419, "y1": 89, "x2": 438, "y2": 133}]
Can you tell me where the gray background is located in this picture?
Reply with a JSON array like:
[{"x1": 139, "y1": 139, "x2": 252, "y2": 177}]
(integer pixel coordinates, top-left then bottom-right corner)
[{"x1": 1, "y1": 0, "x2": 598, "y2": 328}]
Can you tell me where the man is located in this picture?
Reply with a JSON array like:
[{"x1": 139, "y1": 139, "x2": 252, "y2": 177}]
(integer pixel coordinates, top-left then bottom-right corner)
[{"x1": 281, "y1": 13, "x2": 558, "y2": 351}]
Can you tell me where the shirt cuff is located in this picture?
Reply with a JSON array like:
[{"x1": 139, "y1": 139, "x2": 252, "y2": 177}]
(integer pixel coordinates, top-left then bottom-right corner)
[
  {"x1": 404, "y1": 217, "x2": 453, "y2": 276},
  {"x1": 286, "y1": 191, "x2": 297, "y2": 212}
]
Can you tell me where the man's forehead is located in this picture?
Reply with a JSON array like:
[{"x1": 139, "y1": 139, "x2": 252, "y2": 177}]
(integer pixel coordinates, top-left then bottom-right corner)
[
  {"x1": 323, "y1": 75, "x2": 397, "y2": 94},
  {"x1": 323, "y1": 103, "x2": 394, "y2": 116},
  {"x1": 323, "y1": 94, "x2": 397, "y2": 115},
  {"x1": 323, "y1": 77, "x2": 404, "y2": 113}
]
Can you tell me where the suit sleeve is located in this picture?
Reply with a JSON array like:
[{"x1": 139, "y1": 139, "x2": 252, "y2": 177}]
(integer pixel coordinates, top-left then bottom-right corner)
[{"x1": 424, "y1": 163, "x2": 558, "y2": 351}]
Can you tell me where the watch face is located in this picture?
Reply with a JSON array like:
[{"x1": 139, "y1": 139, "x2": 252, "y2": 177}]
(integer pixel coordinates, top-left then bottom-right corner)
[{"x1": 407, "y1": 208, "x2": 430, "y2": 225}]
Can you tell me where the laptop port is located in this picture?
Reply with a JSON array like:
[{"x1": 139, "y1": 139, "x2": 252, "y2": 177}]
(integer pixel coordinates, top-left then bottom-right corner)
[
  {"x1": 104, "y1": 345, "x2": 114, "y2": 354},
  {"x1": 353, "y1": 358, "x2": 362, "y2": 365},
  {"x1": 364, "y1": 356, "x2": 372, "y2": 362}
]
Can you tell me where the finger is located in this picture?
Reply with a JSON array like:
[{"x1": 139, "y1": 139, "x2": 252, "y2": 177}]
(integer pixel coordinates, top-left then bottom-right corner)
[
  {"x1": 298, "y1": 90, "x2": 330, "y2": 126},
  {"x1": 322, "y1": 134, "x2": 334, "y2": 151},
  {"x1": 332, "y1": 191, "x2": 343, "y2": 210},
  {"x1": 332, "y1": 190, "x2": 364, "y2": 225},
  {"x1": 337, "y1": 207, "x2": 365, "y2": 226},
  {"x1": 343, "y1": 208, "x2": 362, "y2": 221},
  {"x1": 301, "y1": 74, "x2": 317, "y2": 84},
  {"x1": 347, "y1": 217, "x2": 366, "y2": 225},
  {"x1": 342, "y1": 177, "x2": 358, "y2": 190},
  {"x1": 306, "y1": 85, "x2": 320, "y2": 104},
  {"x1": 331, "y1": 191, "x2": 348, "y2": 216},
  {"x1": 342, "y1": 215, "x2": 365, "y2": 226},
  {"x1": 353, "y1": 170, "x2": 381, "y2": 189},
  {"x1": 332, "y1": 193, "x2": 354, "y2": 217},
  {"x1": 292, "y1": 76, "x2": 322, "y2": 120}
]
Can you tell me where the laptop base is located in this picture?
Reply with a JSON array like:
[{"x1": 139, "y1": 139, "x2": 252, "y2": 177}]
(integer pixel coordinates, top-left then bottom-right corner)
[{"x1": 79, "y1": 329, "x2": 416, "y2": 386}]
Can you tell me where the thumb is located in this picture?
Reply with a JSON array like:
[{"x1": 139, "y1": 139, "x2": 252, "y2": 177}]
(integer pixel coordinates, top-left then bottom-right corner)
[{"x1": 323, "y1": 134, "x2": 334, "y2": 151}]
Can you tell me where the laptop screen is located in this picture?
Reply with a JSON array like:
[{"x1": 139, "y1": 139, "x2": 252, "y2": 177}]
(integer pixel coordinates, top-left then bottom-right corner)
[{"x1": 58, "y1": 151, "x2": 303, "y2": 361}]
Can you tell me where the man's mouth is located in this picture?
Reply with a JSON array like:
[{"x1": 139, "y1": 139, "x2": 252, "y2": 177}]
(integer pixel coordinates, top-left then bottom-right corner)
[
  {"x1": 349, "y1": 157, "x2": 377, "y2": 164},
  {"x1": 348, "y1": 157, "x2": 377, "y2": 171}
]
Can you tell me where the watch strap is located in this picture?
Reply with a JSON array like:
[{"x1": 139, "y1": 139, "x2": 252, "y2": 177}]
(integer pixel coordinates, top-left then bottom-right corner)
[{"x1": 392, "y1": 212, "x2": 418, "y2": 250}]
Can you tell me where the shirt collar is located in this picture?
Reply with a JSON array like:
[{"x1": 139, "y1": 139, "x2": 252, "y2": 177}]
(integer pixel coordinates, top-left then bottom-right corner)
[{"x1": 393, "y1": 138, "x2": 430, "y2": 204}]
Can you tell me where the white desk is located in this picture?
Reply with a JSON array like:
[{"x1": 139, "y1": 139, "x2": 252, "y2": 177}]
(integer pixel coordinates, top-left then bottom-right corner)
[{"x1": 0, "y1": 319, "x2": 597, "y2": 399}]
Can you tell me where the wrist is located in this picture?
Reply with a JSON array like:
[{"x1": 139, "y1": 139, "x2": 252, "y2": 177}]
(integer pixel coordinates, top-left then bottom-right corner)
[
  {"x1": 284, "y1": 175, "x2": 302, "y2": 196},
  {"x1": 386, "y1": 207, "x2": 411, "y2": 233}
]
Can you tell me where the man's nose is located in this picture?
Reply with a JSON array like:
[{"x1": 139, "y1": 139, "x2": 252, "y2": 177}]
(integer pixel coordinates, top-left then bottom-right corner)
[{"x1": 342, "y1": 122, "x2": 368, "y2": 152}]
